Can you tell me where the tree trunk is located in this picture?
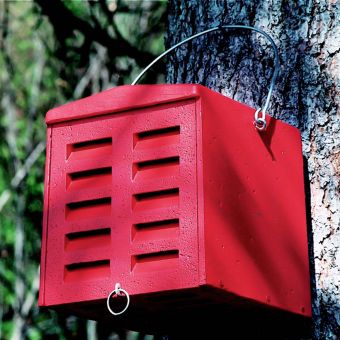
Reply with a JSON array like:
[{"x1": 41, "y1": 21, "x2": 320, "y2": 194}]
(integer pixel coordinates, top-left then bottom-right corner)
[{"x1": 166, "y1": 1, "x2": 339, "y2": 339}]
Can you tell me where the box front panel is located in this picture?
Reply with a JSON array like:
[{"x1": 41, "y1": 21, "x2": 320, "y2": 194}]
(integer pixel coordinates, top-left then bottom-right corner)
[{"x1": 43, "y1": 99, "x2": 199, "y2": 306}]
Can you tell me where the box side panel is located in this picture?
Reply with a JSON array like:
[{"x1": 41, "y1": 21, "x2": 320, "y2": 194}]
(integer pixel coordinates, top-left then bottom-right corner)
[
  {"x1": 43, "y1": 100, "x2": 200, "y2": 306},
  {"x1": 201, "y1": 89, "x2": 311, "y2": 316}
]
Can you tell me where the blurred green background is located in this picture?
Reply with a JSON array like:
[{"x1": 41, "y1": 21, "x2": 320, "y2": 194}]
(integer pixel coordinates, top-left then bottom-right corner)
[{"x1": 0, "y1": 1, "x2": 167, "y2": 339}]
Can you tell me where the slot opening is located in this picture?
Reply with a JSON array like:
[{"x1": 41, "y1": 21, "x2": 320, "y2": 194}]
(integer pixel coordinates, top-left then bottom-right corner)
[
  {"x1": 134, "y1": 188, "x2": 179, "y2": 201},
  {"x1": 132, "y1": 188, "x2": 179, "y2": 211},
  {"x1": 67, "y1": 167, "x2": 112, "y2": 190},
  {"x1": 65, "y1": 228, "x2": 111, "y2": 251},
  {"x1": 134, "y1": 126, "x2": 180, "y2": 149},
  {"x1": 137, "y1": 126, "x2": 180, "y2": 140},
  {"x1": 67, "y1": 137, "x2": 112, "y2": 160},
  {"x1": 66, "y1": 197, "x2": 111, "y2": 221},
  {"x1": 71, "y1": 138, "x2": 112, "y2": 151},
  {"x1": 132, "y1": 250, "x2": 179, "y2": 272},
  {"x1": 132, "y1": 219, "x2": 179, "y2": 242},
  {"x1": 133, "y1": 156, "x2": 179, "y2": 179},
  {"x1": 64, "y1": 259, "x2": 110, "y2": 282}
]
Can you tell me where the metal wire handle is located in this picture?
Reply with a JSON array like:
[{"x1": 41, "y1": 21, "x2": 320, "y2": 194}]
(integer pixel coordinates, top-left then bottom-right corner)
[{"x1": 131, "y1": 25, "x2": 280, "y2": 131}]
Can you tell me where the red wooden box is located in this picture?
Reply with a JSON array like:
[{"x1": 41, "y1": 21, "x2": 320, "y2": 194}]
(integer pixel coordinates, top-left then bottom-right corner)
[{"x1": 39, "y1": 84, "x2": 311, "y2": 331}]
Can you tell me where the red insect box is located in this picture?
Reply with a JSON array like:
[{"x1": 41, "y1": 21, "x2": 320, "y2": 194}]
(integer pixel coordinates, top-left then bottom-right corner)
[{"x1": 39, "y1": 84, "x2": 311, "y2": 331}]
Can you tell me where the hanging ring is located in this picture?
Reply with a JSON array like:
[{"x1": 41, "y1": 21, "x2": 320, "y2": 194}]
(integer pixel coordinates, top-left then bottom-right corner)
[
  {"x1": 106, "y1": 283, "x2": 130, "y2": 316},
  {"x1": 131, "y1": 25, "x2": 280, "y2": 132},
  {"x1": 254, "y1": 108, "x2": 267, "y2": 131}
]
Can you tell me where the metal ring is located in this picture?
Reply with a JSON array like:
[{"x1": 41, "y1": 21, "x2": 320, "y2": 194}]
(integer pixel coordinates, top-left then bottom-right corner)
[
  {"x1": 254, "y1": 118, "x2": 267, "y2": 131},
  {"x1": 254, "y1": 108, "x2": 267, "y2": 131},
  {"x1": 106, "y1": 283, "x2": 130, "y2": 316}
]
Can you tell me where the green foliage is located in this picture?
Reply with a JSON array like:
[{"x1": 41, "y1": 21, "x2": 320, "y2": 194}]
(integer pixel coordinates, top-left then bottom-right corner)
[
  {"x1": 0, "y1": 0, "x2": 166, "y2": 339},
  {"x1": 63, "y1": 0, "x2": 90, "y2": 18}
]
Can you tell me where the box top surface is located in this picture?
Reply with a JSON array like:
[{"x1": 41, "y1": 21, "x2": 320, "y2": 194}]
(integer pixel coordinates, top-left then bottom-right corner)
[{"x1": 45, "y1": 84, "x2": 247, "y2": 124}]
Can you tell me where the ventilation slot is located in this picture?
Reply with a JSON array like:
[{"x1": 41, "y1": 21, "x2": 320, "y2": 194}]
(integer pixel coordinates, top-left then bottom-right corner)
[
  {"x1": 66, "y1": 197, "x2": 111, "y2": 221},
  {"x1": 64, "y1": 260, "x2": 110, "y2": 282},
  {"x1": 132, "y1": 250, "x2": 179, "y2": 272},
  {"x1": 132, "y1": 219, "x2": 179, "y2": 242},
  {"x1": 65, "y1": 228, "x2": 111, "y2": 252},
  {"x1": 132, "y1": 188, "x2": 179, "y2": 211},
  {"x1": 133, "y1": 156, "x2": 179, "y2": 180},
  {"x1": 67, "y1": 167, "x2": 112, "y2": 191},
  {"x1": 134, "y1": 126, "x2": 180, "y2": 150},
  {"x1": 67, "y1": 137, "x2": 112, "y2": 161}
]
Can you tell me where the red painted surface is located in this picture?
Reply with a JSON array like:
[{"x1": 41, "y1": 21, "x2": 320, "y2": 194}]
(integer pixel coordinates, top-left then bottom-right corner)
[{"x1": 39, "y1": 84, "x2": 311, "y2": 328}]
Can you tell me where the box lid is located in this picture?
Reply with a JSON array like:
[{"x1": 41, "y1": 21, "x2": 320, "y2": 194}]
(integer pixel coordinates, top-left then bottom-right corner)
[{"x1": 45, "y1": 84, "x2": 205, "y2": 124}]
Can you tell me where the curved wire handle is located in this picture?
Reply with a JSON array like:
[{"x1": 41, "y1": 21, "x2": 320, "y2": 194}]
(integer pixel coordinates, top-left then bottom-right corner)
[{"x1": 131, "y1": 25, "x2": 280, "y2": 131}]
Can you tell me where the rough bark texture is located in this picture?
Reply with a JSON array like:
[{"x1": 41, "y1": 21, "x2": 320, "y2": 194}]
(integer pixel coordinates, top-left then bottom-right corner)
[{"x1": 166, "y1": 1, "x2": 339, "y2": 339}]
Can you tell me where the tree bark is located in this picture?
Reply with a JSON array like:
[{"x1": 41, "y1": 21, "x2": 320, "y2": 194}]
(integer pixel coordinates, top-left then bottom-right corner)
[{"x1": 166, "y1": 1, "x2": 339, "y2": 339}]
